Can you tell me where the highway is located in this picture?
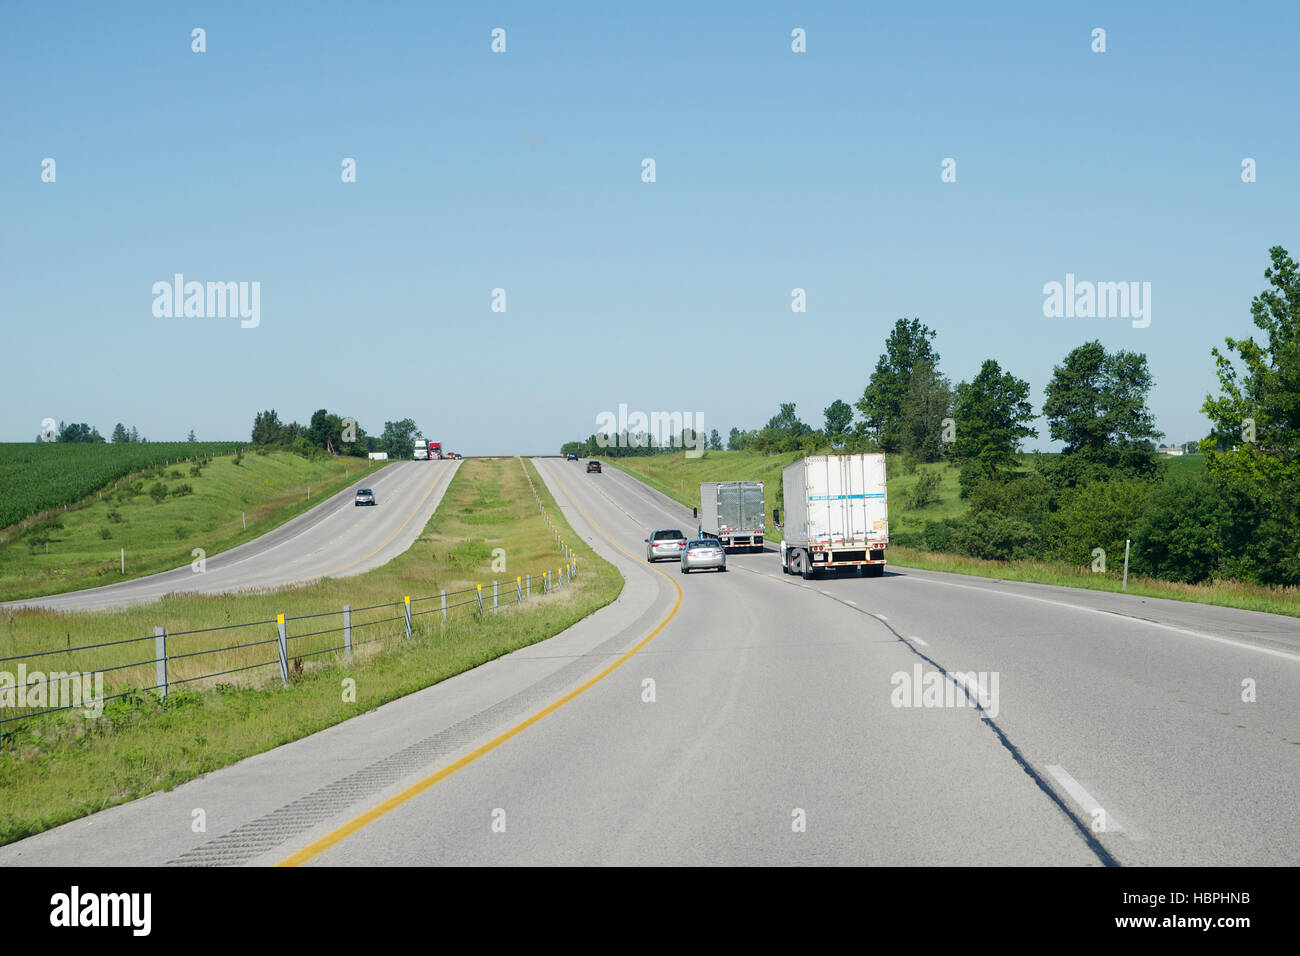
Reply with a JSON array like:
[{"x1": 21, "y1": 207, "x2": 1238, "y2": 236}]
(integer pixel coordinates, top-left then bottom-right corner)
[
  {"x1": 0, "y1": 456, "x2": 1295, "y2": 866},
  {"x1": 1, "y1": 460, "x2": 459, "y2": 612}
]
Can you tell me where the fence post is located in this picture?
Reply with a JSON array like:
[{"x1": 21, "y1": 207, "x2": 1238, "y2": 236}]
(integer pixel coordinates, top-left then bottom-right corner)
[
  {"x1": 476, "y1": 584, "x2": 484, "y2": 617},
  {"x1": 154, "y1": 626, "x2": 168, "y2": 699},
  {"x1": 516, "y1": 576, "x2": 523, "y2": 604},
  {"x1": 544, "y1": 570, "x2": 549, "y2": 594},
  {"x1": 440, "y1": 588, "x2": 447, "y2": 623},
  {"x1": 276, "y1": 614, "x2": 289, "y2": 686},
  {"x1": 493, "y1": 580, "x2": 499, "y2": 615},
  {"x1": 526, "y1": 573, "x2": 531, "y2": 598},
  {"x1": 1122, "y1": 539, "x2": 1131, "y2": 591},
  {"x1": 343, "y1": 605, "x2": 352, "y2": 660},
  {"x1": 403, "y1": 595, "x2": 412, "y2": 639}
]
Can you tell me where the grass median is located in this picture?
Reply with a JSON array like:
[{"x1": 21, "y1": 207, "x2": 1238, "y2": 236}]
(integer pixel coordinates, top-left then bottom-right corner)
[{"x1": 0, "y1": 456, "x2": 621, "y2": 846}]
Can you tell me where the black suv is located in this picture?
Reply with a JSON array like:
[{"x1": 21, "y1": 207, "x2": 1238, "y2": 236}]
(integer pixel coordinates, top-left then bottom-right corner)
[{"x1": 567, "y1": 452, "x2": 579, "y2": 461}]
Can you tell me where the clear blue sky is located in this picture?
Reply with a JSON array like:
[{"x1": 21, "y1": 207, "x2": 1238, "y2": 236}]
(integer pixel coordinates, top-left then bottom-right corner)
[{"x1": 3, "y1": 1, "x2": 1296, "y2": 452}]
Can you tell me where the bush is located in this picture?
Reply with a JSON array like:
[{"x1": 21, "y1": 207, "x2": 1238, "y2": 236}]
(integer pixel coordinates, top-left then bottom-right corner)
[
  {"x1": 148, "y1": 482, "x2": 168, "y2": 504},
  {"x1": 99, "y1": 527, "x2": 112, "y2": 539},
  {"x1": 106, "y1": 509, "x2": 123, "y2": 523},
  {"x1": 169, "y1": 469, "x2": 183, "y2": 479},
  {"x1": 967, "y1": 473, "x2": 1054, "y2": 530},
  {"x1": 906, "y1": 469, "x2": 942, "y2": 510},
  {"x1": 170, "y1": 483, "x2": 193, "y2": 498},
  {"x1": 189, "y1": 464, "x2": 202, "y2": 478},
  {"x1": 1130, "y1": 471, "x2": 1225, "y2": 583},
  {"x1": 1043, "y1": 479, "x2": 1151, "y2": 567},
  {"x1": 894, "y1": 453, "x2": 918, "y2": 477}
]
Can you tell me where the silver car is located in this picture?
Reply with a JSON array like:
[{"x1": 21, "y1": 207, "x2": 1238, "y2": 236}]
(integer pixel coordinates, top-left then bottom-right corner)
[
  {"x1": 645, "y1": 529, "x2": 687, "y2": 562},
  {"x1": 681, "y1": 539, "x2": 726, "y2": 573}
]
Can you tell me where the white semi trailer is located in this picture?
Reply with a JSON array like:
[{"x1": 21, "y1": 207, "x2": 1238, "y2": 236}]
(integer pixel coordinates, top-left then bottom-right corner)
[{"x1": 776, "y1": 453, "x2": 888, "y2": 578}]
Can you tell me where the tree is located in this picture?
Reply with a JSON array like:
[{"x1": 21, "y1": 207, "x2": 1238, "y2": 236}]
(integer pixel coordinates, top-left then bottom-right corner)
[
  {"x1": 187, "y1": 429, "x2": 197, "y2": 442},
  {"x1": 727, "y1": 427, "x2": 744, "y2": 450},
  {"x1": 57, "y1": 422, "x2": 104, "y2": 443},
  {"x1": 1200, "y1": 245, "x2": 1300, "y2": 585},
  {"x1": 856, "y1": 318, "x2": 939, "y2": 452},
  {"x1": 1041, "y1": 340, "x2": 1163, "y2": 485},
  {"x1": 380, "y1": 419, "x2": 421, "y2": 460},
  {"x1": 251, "y1": 410, "x2": 285, "y2": 445},
  {"x1": 308, "y1": 408, "x2": 345, "y2": 454},
  {"x1": 709, "y1": 429, "x2": 722, "y2": 451},
  {"x1": 952, "y1": 360, "x2": 1037, "y2": 495},
  {"x1": 899, "y1": 362, "x2": 952, "y2": 462},
  {"x1": 129, "y1": 426, "x2": 141, "y2": 443},
  {"x1": 823, "y1": 400, "x2": 854, "y2": 447},
  {"x1": 111, "y1": 423, "x2": 130, "y2": 443}
]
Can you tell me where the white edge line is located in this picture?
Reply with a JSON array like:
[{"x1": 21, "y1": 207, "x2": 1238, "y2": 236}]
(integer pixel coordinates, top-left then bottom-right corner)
[{"x1": 901, "y1": 573, "x2": 1300, "y2": 663}]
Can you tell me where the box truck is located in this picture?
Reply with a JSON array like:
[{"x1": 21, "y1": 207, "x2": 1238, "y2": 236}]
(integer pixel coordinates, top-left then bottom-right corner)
[
  {"x1": 413, "y1": 440, "x2": 428, "y2": 461},
  {"x1": 698, "y1": 481, "x2": 765, "y2": 551},
  {"x1": 776, "y1": 454, "x2": 888, "y2": 578}
]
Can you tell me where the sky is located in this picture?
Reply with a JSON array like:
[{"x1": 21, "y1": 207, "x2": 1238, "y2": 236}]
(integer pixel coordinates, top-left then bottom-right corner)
[{"x1": 2, "y1": 1, "x2": 1297, "y2": 453}]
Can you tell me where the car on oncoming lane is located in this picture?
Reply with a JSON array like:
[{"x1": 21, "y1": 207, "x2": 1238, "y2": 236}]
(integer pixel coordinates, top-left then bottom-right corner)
[
  {"x1": 567, "y1": 452, "x2": 579, "y2": 461},
  {"x1": 354, "y1": 488, "x2": 376, "y2": 506},
  {"x1": 681, "y1": 539, "x2": 726, "y2": 573},
  {"x1": 645, "y1": 529, "x2": 688, "y2": 562}
]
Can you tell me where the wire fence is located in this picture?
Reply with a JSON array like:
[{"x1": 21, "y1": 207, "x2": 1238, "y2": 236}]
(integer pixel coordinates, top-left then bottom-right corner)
[{"x1": 0, "y1": 459, "x2": 580, "y2": 745}]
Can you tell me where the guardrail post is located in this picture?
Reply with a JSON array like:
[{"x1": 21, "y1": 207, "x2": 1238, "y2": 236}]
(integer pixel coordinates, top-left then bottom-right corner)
[
  {"x1": 276, "y1": 614, "x2": 289, "y2": 686},
  {"x1": 343, "y1": 605, "x2": 352, "y2": 660},
  {"x1": 440, "y1": 589, "x2": 447, "y2": 623},
  {"x1": 403, "y1": 596, "x2": 412, "y2": 639},
  {"x1": 544, "y1": 570, "x2": 550, "y2": 594},
  {"x1": 516, "y1": 576, "x2": 523, "y2": 604},
  {"x1": 154, "y1": 626, "x2": 168, "y2": 699},
  {"x1": 493, "y1": 580, "x2": 499, "y2": 615},
  {"x1": 1122, "y1": 539, "x2": 1131, "y2": 590},
  {"x1": 476, "y1": 584, "x2": 484, "y2": 617},
  {"x1": 526, "y1": 573, "x2": 531, "y2": 598}
]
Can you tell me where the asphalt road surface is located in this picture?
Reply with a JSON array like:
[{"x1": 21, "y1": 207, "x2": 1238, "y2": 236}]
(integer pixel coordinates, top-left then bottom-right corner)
[
  {"x1": 2, "y1": 456, "x2": 1295, "y2": 866},
  {"x1": 1, "y1": 459, "x2": 459, "y2": 612}
]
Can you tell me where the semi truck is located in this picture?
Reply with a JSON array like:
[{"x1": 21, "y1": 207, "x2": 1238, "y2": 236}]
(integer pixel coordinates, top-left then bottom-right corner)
[
  {"x1": 428, "y1": 441, "x2": 442, "y2": 460},
  {"x1": 698, "y1": 481, "x2": 765, "y2": 551},
  {"x1": 775, "y1": 453, "x2": 888, "y2": 578}
]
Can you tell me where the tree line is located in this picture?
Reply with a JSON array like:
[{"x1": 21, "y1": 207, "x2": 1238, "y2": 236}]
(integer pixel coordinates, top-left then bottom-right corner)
[{"x1": 250, "y1": 409, "x2": 428, "y2": 461}]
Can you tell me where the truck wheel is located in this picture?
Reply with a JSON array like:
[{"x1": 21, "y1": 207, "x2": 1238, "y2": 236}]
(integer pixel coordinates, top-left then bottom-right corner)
[{"x1": 801, "y1": 555, "x2": 815, "y2": 580}]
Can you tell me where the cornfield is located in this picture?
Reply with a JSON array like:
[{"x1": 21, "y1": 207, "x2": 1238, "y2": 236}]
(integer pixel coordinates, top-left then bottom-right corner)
[{"x1": 0, "y1": 442, "x2": 241, "y2": 530}]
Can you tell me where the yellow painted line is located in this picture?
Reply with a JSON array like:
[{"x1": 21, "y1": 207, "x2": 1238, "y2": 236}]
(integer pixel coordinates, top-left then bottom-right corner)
[
  {"x1": 277, "y1": 456, "x2": 683, "y2": 866},
  {"x1": 280, "y1": 462, "x2": 455, "y2": 588}
]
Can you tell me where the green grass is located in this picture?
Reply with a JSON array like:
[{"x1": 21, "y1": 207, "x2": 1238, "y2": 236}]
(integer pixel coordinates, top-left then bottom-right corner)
[
  {"x1": 0, "y1": 441, "x2": 242, "y2": 529},
  {"x1": 0, "y1": 457, "x2": 622, "y2": 845},
  {"x1": 0, "y1": 450, "x2": 386, "y2": 602}
]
